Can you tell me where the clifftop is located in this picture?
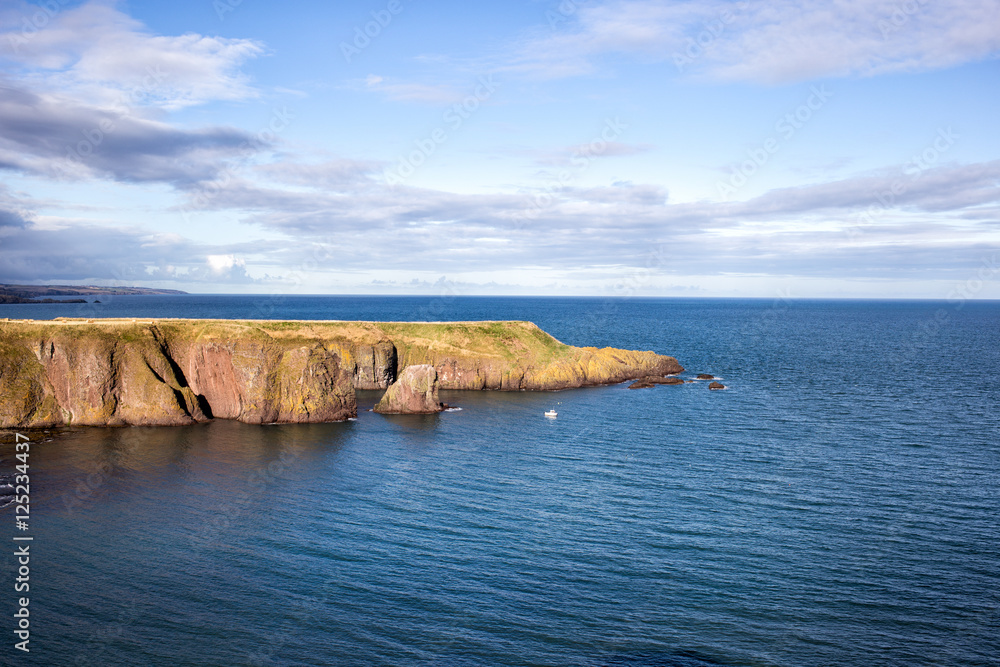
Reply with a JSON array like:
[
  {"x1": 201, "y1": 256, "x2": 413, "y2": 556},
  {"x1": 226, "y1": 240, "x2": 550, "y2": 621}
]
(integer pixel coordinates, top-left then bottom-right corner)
[{"x1": 0, "y1": 318, "x2": 683, "y2": 427}]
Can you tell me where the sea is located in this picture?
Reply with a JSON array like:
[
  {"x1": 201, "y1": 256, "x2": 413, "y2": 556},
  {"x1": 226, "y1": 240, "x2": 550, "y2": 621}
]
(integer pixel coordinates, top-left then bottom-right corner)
[{"x1": 0, "y1": 296, "x2": 997, "y2": 666}]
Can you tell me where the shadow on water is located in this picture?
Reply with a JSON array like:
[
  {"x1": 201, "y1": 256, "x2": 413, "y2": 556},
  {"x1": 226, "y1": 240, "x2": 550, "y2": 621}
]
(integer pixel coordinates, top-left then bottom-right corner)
[{"x1": 0, "y1": 419, "x2": 356, "y2": 516}]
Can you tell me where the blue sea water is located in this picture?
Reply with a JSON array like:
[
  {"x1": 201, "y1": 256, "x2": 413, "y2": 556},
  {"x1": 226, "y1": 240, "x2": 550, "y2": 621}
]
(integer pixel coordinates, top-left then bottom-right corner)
[{"x1": 1, "y1": 296, "x2": 998, "y2": 666}]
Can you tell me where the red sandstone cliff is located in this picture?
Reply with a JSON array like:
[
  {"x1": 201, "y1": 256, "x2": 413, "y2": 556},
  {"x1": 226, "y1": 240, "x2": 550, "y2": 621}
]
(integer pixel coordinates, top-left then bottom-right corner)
[{"x1": 0, "y1": 318, "x2": 683, "y2": 427}]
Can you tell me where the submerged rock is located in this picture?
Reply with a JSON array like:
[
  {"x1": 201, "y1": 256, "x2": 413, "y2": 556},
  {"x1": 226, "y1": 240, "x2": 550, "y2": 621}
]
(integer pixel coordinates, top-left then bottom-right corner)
[
  {"x1": 697, "y1": 373, "x2": 715, "y2": 380},
  {"x1": 628, "y1": 375, "x2": 684, "y2": 389},
  {"x1": 628, "y1": 380, "x2": 655, "y2": 389},
  {"x1": 709, "y1": 381, "x2": 726, "y2": 390},
  {"x1": 374, "y1": 364, "x2": 444, "y2": 414}
]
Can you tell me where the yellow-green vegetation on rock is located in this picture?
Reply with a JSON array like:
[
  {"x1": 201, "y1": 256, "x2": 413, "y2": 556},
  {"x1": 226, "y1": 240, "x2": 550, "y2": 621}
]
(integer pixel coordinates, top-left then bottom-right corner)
[
  {"x1": 0, "y1": 319, "x2": 357, "y2": 427},
  {"x1": 0, "y1": 339, "x2": 62, "y2": 427},
  {"x1": 376, "y1": 320, "x2": 682, "y2": 390},
  {"x1": 0, "y1": 318, "x2": 682, "y2": 427}
]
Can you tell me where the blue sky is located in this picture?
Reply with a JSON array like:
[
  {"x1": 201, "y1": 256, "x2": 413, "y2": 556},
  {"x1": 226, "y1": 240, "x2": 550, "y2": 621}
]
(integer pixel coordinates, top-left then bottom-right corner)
[{"x1": 1, "y1": 0, "x2": 999, "y2": 297}]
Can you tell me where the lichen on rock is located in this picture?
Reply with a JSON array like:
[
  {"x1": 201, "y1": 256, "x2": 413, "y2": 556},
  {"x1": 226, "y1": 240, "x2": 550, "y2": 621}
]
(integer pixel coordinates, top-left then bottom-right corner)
[{"x1": 0, "y1": 318, "x2": 683, "y2": 428}]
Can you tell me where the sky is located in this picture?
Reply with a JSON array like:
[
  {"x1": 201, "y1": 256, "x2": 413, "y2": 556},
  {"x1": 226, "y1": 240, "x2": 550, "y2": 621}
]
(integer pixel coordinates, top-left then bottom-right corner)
[{"x1": 0, "y1": 0, "x2": 999, "y2": 298}]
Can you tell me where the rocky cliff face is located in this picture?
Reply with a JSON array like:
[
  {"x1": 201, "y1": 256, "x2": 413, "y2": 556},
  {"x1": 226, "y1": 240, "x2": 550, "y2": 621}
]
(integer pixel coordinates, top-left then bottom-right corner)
[
  {"x1": 374, "y1": 365, "x2": 443, "y2": 414},
  {"x1": 351, "y1": 342, "x2": 397, "y2": 389},
  {"x1": 0, "y1": 321, "x2": 356, "y2": 427},
  {"x1": 0, "y1": 318, "x2": 683, "y2": 427},
  {"x1": 170, "y1": 338, "x2": 355, "y2": 424},
  {"x1": 380, "y1": 321, "x2": 683, "y2": 391}
]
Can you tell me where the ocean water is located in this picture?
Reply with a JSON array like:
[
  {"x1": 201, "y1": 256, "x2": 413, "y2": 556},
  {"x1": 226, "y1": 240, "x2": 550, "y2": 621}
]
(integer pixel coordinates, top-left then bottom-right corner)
[{"x1": 1, "y1": 296, "x2": 998, "y2": 666}]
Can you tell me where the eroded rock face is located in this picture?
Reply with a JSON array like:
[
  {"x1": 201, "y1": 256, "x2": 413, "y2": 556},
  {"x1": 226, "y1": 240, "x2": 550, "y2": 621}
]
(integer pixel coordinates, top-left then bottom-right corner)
[
  {"x1": 167, "y1": 339, "x2": 356, "y2": 424},
  {"x1": 352, "y1": 342, "x2": 397, "y2": 389},
  {"x1": 0, "y1": 340, "x2": 61, "y2": 427},
  {"x1": 0, "y1": 323, "x2": 356, "y2": 427},
  {"x1": 406, "y1": 347, "x2": 684, "y2": 391},
  {"x1": 0, "y1": 319, "x2": 684, "y2": 427},
  {"x1": 30, "y1": 332, "x2": 206, "y2": 426},
  {"x1": 374, "y1": 364, "x2": 443, "y2": 414}
]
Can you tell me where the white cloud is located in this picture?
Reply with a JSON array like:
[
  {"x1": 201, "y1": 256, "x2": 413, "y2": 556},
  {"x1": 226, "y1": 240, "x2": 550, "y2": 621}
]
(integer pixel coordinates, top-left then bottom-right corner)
[
  {"x1": 359, "y1": 76, "x2": 464, "y2": 104},
  {"x1": 0, "y1": 2, "x2": 273, "y2": 186},
  {"x1": 0, "y1": 213, "x2": 270, "y2": 285},
  {"x1": 166, "y1": 156, "x2": 1000, "y2": 281},
  {"x1": 2, "y1": 157, "x2": 998, "y2": 290},
  {"x1": 0, "y1": 1, "x2": 264, "y2": 109},
  {"x1": 207, "y1": 254, "x2": 241, "y2": 273},
  {"x1": 529, "y1": 141, "x2": 654, "y2": 167},
  {"x1": 505, "y1": 0, "x2": 1000, "y2": 83},
  {"x1": 0, "y1": 83, "x2": 266, "y2": 185}
]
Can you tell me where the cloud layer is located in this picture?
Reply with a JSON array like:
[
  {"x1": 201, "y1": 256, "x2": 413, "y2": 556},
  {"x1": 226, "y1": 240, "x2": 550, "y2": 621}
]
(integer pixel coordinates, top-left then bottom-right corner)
[
  {"x1": 0, "y1": 1, "x2": 997, "y2": 295},
  {"x1": 507, "y1": 0, "x2": 1000, "y2": 83},
  {"x1": 1, "y1": 1, "x2": 263, "y2": 107}
]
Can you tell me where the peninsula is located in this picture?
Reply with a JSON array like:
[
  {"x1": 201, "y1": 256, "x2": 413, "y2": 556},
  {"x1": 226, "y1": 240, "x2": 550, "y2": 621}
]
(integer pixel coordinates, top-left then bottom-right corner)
[
  {"x1": 0, "y1": 284, "x2": 186, "y2": 304},
  {"x1": 0, "y1": 318, "x2": 683, "y2": 427}
]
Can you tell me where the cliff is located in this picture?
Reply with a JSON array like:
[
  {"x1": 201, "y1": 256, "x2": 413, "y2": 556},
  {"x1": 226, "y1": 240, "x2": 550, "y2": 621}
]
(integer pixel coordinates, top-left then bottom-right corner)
[
  {"x1": 376, "y1": 321, "x2": 682, "y2": 390},
  {"x1": 0, "y1": 318, "x2": 683, "y2": 427},
  {"x1": 374, "y1": 365, "x2": 443, "y2": 414}
]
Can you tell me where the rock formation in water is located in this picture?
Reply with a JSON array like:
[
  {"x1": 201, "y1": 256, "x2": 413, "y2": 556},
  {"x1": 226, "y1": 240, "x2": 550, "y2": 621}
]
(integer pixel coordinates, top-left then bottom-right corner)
[
  {"x1": 697, "y1": 374, "x2": 715, "y2": 380},
  {"x1": 709, "y1": 381, "x2": 726, "y2": 390},
  {"x1": 627, "y1": 376, "x2": 685, "y2": 389},
  {"x1": 374, "y1": 364, "x2": 443, "y2": 414},
  {"x1": 0, "y1": 318, "x2": 684, "y2": 427}
]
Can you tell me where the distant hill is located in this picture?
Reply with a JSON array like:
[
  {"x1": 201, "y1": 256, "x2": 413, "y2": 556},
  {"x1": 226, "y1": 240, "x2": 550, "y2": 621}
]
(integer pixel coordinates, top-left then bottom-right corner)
[{"x1": 0, "y1": 284, "x2": 187, "y2": 303}]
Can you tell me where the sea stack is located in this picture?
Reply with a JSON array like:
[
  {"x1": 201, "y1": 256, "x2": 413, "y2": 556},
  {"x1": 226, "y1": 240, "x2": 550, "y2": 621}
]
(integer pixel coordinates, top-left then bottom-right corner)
[{"x1": 374, "y1": 364, "x2": 444, "y2": 414}]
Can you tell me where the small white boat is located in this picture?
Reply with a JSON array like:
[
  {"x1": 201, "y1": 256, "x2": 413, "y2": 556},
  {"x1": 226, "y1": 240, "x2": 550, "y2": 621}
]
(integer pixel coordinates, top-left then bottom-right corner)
[{"x1": 544, "y1": 410, "x2": 557, "y2": 418}]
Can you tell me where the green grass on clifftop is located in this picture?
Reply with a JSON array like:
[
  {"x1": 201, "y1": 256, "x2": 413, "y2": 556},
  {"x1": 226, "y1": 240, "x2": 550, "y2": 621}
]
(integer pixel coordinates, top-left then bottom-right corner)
[{"x1": 0, "y1": 318, "x2": 573, "y2": 365}]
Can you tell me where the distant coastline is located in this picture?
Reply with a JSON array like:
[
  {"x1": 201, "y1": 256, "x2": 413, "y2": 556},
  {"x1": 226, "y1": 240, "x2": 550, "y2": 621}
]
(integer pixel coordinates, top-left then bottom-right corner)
[{"x1": 0, "y1": 284, "x2": 186, "y2": 304}]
